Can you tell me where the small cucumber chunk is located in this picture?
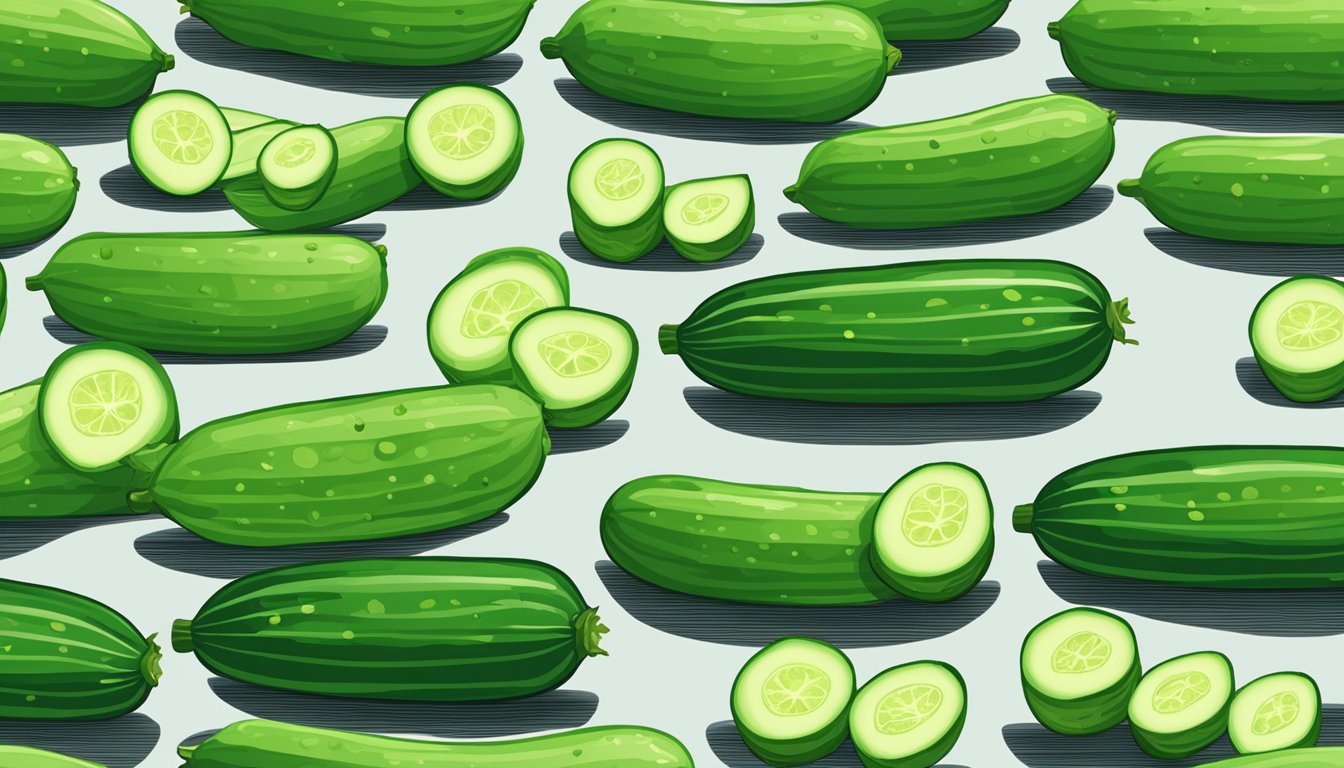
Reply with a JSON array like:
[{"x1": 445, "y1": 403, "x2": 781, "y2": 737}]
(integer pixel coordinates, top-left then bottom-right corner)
[
  {"x1": 259, "y1": 125, "x2": 337, "y2": 211},
  {"x1": 1021, "y1": 607, "x2": 1140, "y2": 735},
  {"x1": 406, "y1": 85, "x2": 523, "y2": 200},
  {"x1": 429, "y1": 247, "x2": 571, "y2": 385},
  {"x1": 569, "y1": 139, "x2": 665, "y2": 262},
  {"x1": 1250, "y1": 275, "x2": 1344, "y2": 403},
  {"x1": 663, "y1": 174, "x2": 755, "y2": 263},
  {"x1": 731, "y1": 637, "x2": 856, "y2": 767},
  {"x1": 1229, "y1": 672, "x2": 1320, "y2": 755},
  {"x1": 220, "y1": 107, "x2": 278, "y2": 132},
  {"x1": 129, "y1": 90, "x2": 232, "y2": 196},
  {"x1": 1129, "y1": 651, "x2": 1234, "y2": 759},
  {"x1": 38, "y1": 343, "x2": 179, "y2": 472},
  {"x1": 509, "y1": 307, "x2": 637, "y2": 428},
  {"x1": 222, "y1": 121, "x2": 297, "y2": 183},
  {"x1": 850, "y1": 661, "x2": 967, "y2": 768}
]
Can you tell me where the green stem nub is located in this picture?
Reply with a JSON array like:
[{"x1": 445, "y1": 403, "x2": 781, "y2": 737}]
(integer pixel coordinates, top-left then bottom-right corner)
[
  {"x1": 782, "y1": 184, "x2": 800, "y2": 203},
  {"x1": 162, "y1": 53, "x2": 176, "y2": 72},
  {"x1": 1108, "y1": 298, "x2": 1139, "y2": 346},
  {"x1": 1046, "y1": 21, "x2": 1062, "y2": 40},
  {"x1": 575, "y1": 607, "x2": 610, "y2": 658},
  {"x1": 1116, "y1": 179, "x2": 1143, "y2": 199},
  {"x1": 658, "y1": 324, "x2": 680, "y2": 355},
  {"x1": 177, "y1": 745, "x2": 197, "y2": 761},
  {"x1": 374, "y1": 244, "x2": 388, "y2": 260},
  {"x1": 25, "y1": 275, "x2": 43, "y2": 291},
  {"x1": 539, "y1": 37, "x2": 561, "y2": 59},
  {"x1": 1012, "y1": 504, "x2": 1035, "y2": 533},
  {"x1": 886, "y1": 45, "x2": 903, "y2": 73},
  {"x1": 171, "y1": 619, "x2": 195, "y2": 653},
  {"x1": 141, "y1": 633, "x2": 164, "y2": 687}
]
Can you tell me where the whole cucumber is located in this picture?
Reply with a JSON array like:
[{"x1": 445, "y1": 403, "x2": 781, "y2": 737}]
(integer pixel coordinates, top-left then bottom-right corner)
[{"x1": 0, "y1": 134, "x2": 78, "y2": 247}]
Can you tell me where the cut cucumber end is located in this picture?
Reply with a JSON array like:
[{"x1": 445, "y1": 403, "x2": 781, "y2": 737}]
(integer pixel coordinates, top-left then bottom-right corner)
[
  {"x1": 141, "y1": 633, "x2": 164, "y2": 688},
  {"x1": 1047, "y1": 21, "x2": 1062, "y2": 40},
  {"x1": 1129, "y1": 651, "x2": 1234, "y2": 759},
  {"x1": 540, "y1": 37, "x2": 561, "y2": 59},
  {"x1": 850, "y1": 660, "x2": 966, "y2": 768},
  {"x1": 1021, "y1": 608, "x2": 1140, "y2": 735},
  {"x1": 731, "y1": 637, "x2": 856, "y2": 767},
  {"x1": 575, "y1": 607, "x2": 610, "y2": 658},
  {"x1": 509, "y1": 307, "x2": 638, "y2": 428},
  {"x1": 1228, "y1": 672, "x2": 1320, "y2": 755},
  {"x1": 1250, "y1": 276, "x2": 1344, "y2": 403},
  {"x1": 569, "y1": 139, "x2": 665, "y2": 262},
  {"x1": 1116, "y1": 179, "x2": 1143, "y2": 198},
  {"x1": 407, "y1": 85, "x2": 523, "y2": 200},
  {"x1": 1011, "y1": 504, "x2": 1034, "y2": 532},
  {"x1": 664, "y1": 174, "x2": 755, "y2": 263},
  {"x1": 222, "y1": 121, "x2": 298, "y2": 183},
  {"x1": 129, "y1": 90, "x2": 232, "y2": 196},
  {"x1": 170, "y1": 619, "x2": 195, "y2": 653},
  {"x1": 259, "y1": 124, "x2": 337, "y2": 211},
  {"x1": 659, "y1": 324, "x2": 680, "y2": 355},
  {"x1": 1108, "y1": 298, "x2": 1139, "y2": 346}
]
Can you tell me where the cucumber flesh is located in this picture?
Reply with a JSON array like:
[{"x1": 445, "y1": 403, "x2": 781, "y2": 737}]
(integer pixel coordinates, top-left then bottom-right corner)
[
  {"x1": 407, "y1": 85, "x2": 523, "y2": 200},
  {"x1": 1250, "y1": 276, "x2": 1344, "y2": 403},
  {"x1": 664, "y1": 174, "x2": 755, "y2": 263},
  {"x1": 259, "y1": 125, "x2": 337, "y2": 211},
  {"x1": 1129, "y1": 652, "x2": 1235, "y2": 759},
  {"x1": 850, "y1": 661, "x2": 967, "y2": 768},
  {"x1": 129, "y1": 90, "x2": 232, "y2": 196},
  {"x1": 1021, "y1": 607, "x2": 1140, "y2": 736},
  {"x1": 509, "y1": 307, "x2": 638, "y2": 428},
  {"x1": 1229, "y1": 672, "x2": 1320, "y2": 755},
  {"x1": 731, "y1": 637, "x2": 856, "y2": 767},
  {"x1": 221, "y1": 107, "x2": 277, "y2": 132},
  {"x1": 569, "y1": 139, "x2": 665, "y2": 263},
  {"x1": 222, "y1": 121, "x2": 298, "y2": 182}
]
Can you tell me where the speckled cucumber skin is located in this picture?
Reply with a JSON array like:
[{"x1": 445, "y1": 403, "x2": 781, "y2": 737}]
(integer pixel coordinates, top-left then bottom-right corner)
[
  {"x1": 839, "y1": 0, "x2": 1012, "y2": 40},
  {"x1": 0, "y1": 134, "x2": 78, "y2": 247},
  {"x1": 0, "y1": 746, "x2": 104, "y2": 768}
]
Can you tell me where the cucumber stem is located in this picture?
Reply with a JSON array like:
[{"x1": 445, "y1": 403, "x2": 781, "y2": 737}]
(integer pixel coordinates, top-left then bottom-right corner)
[
  {"x1": 1108, "y1": 297, "x2": 1139, "y2": 346},
  {"x1": 162, "y1": 54, "x2": 176, "y2": 72},
  {"x1": 1046, "y1": 21, "x2": 1062, "y2": 40},
  {"x1": 539, "y1": 37, "x2": 562, "y2": 59},
  {"x1": 24, "y1": 275, "x2": 43, "y2": 291},
  {"x1": 885, "y1": 45, "x2": 902, "y2": 73},
  {"x1": 1106, "y1": 110, "x2": 1118, "y2": 125},
  {"x1": 141, "y1": 633, "x2": 164, "y2": 688},
  {"x1": 171, "y1": 619, "x2": 195, "y2": 653},
  {"x1": 178, "y1": 745, "x2": 197, "y2": 761},
  {"x1": 374, "y1": 244, "x2": 388, "y2": 260},
  {"x1": 782, "y1": 184, "x2": 800, "y2": 203},
  {"x1": 657, "y1": 324, "x2": 679, "y2": 355},
  {"x1": 1012, "y1": 504, "x2": 1035, "y2": 532},
  {"x1": 575, "y1": 607, "x2": 609, "y2": 658},
  {"x1": 1116, "y1": 179, "x2": 1143, "y2": 199}
]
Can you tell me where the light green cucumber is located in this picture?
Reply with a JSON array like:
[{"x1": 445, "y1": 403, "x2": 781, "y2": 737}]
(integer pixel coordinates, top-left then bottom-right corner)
[
  {"x1": 406, "y1": 85, "x2": 523, "y2": 200},
  {"x1": 221, "y1": 108, "x2": 278, "y2": 132},
  {"x1": 850, "y1": 661, "x2": 967, "y2": 768},
  {"x1": 0, "y1": 134, "x2": 79, "y2": 248},
  {"x1": 732, "y1": 638, "x2": 856, "y2": 767},
  {"x1": 221, "y1": 121, "x2": 297, "y2": 183},
  {"x1": 663, "y1": 175, "x2": 754, "y2": 263},
  {"x1": 1129, "y1": 652, "x2": 1234, "y2": 759},
  {"x1": 128, "y1": 90, "x2": 233, "y2": 196},
  {"x1": 1250, "y1": 276, "x2": 1344, "y2": 403},
  {"x1": 508, "y1": 307, "x2": 637, "y2": 428},
  {"x1": 1229, "y1": 673, "x2": 1321, "y2": 755},
  {"x1": 1021, "y1": 607, "x2": 1141, "y2": 735},
  {"x1": 0, "y1": 746, "x2": 103, "y2": 767},
  {"x1": 568, "y1": 139, "x2": 665, "y2": 263},
  {"x1": 259, "y1": 125, "x2": 337, "y2": 211}
]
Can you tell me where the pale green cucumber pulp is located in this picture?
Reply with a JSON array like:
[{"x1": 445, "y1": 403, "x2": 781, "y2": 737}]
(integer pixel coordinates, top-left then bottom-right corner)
[
  {"x1": 569, "y1": 139, "x2": 665, "y2": 262},
  {"x1": 850, "y1": 661, "x2": 967, "y2": 768},
  {"x1": 1229, "y1": 672, "x2": 1320, "y2": 755},
  {"x1": 222, "y1": 121, "x2": 297, "y2": 182},
  {"x1": 663, "y1": 174, "x2": 755, "y2": 263},
  {"x1": 509, "y1": 307, "x2": 637, "y2": 428},
  {"x1": 1021, "y1": 607, "x2": 1140, "y2": 735},
  {"x1": 732, "y1": 637, "x2": 856, "y2": 767},
  {"x1": 407, "y1": 85, "x2": 522, "y2": 200},
  {"x1": 129, "y1": 90, "x2": 232, "y2": 196},
  {"x1": 1129, "y1": 652, "x2": 1235, "y2": 759},
  {"x1": 259, "y1": 124, "x2": 337, "y2": 211},
  {"x1": 1250, "y1": 276, "x2": 1344, "y2": 403}
]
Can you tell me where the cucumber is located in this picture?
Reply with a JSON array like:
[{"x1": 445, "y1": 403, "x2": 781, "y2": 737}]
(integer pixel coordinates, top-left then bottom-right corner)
[
  {"x1": 1048, "y1": 0, "x2": 1344, "y2": 102},
  {"x1": 663, "y1": 175, "x2": 755, "y2": 263},
  {"x1": 129, "y1": 91, "x2": 233, "y2": 197},
  {"x1": 1173, "y1": 749, "x2": 1344, "y2": 768},
  {"x1": 0, "y1": 134, "x2": 78, "y2": 248},
  {"x1": 1229, "y1": 672, "x2": 1321, "y2": 755},
  {"x1": 1129, "y1": 652, "x2": 1234, "y2": 759},
  {"x1": 0, "y1": 0, "x2": 173, "y2": 108},
  {"x1": 225, "y1": 117, "x2": 421, "y2": 232},
  {"x1": 732, "y1": 637, "x2": 856, "y2": 766},
  {"x1": 1013, "y1": 445, "x2": 1344, "y2": 588},
  {"x1": 661, "y1": 259, "x2": 1135, "y2": 404},
  {"x1": 172, "y1": 557, "x2": 607, "y2": 701},
  {"x1": 837, "y1": 0, "x2": 1012, "y2": 41},
  {"x1": 0, "y1": 578, "x2": 161, "y2": 720},
  {"x1": 1118, "y1": 136, "x2": 1344, "y2": 245},
  {"x1": 784, "y1": 94, "x2": 1116, "y2": 229},
  {"x1": 0, "y1": 746, "x2": 102, "y2": 768},
  {"x1": 1020, "y1": 607, "x2": 1140, "y2": 736},
  {"x1": 222, "y1": 121, "x2": 298, "y2": 183},
  {"x1": 221, "y1": 108, "x2": 278, "y2": 132},
  {"x1": 509, "y1": 307, "x2": 637, "y2": 428},
  {"x1": 568, "y1": 139, "x2": 665, "y2": 263},
  {"x1": 259, "y1": 125, "x2": 337, "y2": 211},
  {"x1": 406, "y1": 85, "x2": 523, "y2": 201},
  {"x1": 541, "y1": 0, "x2": 901, "y2": 123},
  {"x1": 850, "y1": 661, "x2": 966, "y2": 768},
  {"x1": 133, "y1": 384, "x2": 548, "y2": 546},
  {"x1": 182, "y1": 0, "x2": 537, "y2": 67},
  {"x1": 428, "y1": 247, "x2": 570, "y2": 385},
  {"x1": 179, "y1": 719, "x2": 694, "y2": 768},
  {"x1": 1250, "y1": 277, "x2": 1344, "y2": 403}
]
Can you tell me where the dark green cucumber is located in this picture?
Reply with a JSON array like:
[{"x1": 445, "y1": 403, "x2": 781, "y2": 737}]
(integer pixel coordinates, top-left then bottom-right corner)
[
  {"x1": 0, "y1": 578, "x2": 161, "y2": 720},
  {"x1": 0, "y1": 747, "x2": 102, "y2": 768},
  {"x1": 28, "y1": 231, "x2": 388, "y2": 354},
  {"x1": 541, "y1": 0, "x2": 901, "y2": 123},
  {"x1": 0, "y1": 134, "x2": 78, "y2": 247},
  {"x1": 172, "y1": 558, "x2": 607, "y2": 701},
  {"x1": 1049, "y1": 0, "x2": 1344, "y2": 101},
  {"x1": 838, "y1": 0, "x2": 1012, "y2": 40},
  {"x1": 661, "y1": 259, "x2": 1135, "y2": 404},
  {"x1": 1015, "y1": 446, "x2": 1344, "y2": 587}
]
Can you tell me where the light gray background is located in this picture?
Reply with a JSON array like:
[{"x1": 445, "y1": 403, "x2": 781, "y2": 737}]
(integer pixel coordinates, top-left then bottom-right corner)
[{"x1": 1, "y1": 1, "x2": 1340, "y2": 766}]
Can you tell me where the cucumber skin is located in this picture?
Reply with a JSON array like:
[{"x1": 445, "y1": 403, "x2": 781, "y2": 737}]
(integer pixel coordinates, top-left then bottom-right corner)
[
  {"x1": 1229, "y1": 673, "x2": 1321, "y2": 754},
  {"x1": 1187, "y1": 749, "x2": 1344, "y2": 768},
  {"x1": 0, "y1": 135, "x2": 78, "y2": 247},
  {"x1": 665, "y1": 177, "x2": 755, "y2": 264},
  {"x1": 510, "y1": 307, "x2": 638, "y2": 429},
  {"x1": 1015, "y1": 446, "x2": 1344, "y2": 588},
  {"x1": 0, "y1": 746, "x2": 102, "y2": 768},
  {"x1": 28, "y1": 232, "x2": 387, "y2": 355},
  {"x1": 785, "y1": 95, "x2": 1115, "y2": 228},
  {"x1": 145, "y1": 385, "x2": 549, "y2": 547},
  {"x1": 1119, "y1": 136, "x2": 1344, "y2": 245},
  {"x1": 1251, "y1": 277, "x2": 1344, "y2": 403},
  {"x1": 542, "y1": 0, "x2": 900, "y2": 123},
  {"x1": 185, "y1": 0, "x2": 536, "y2": 67},
  {"x1": 839, "y1": 0, "x2": 1011, "y2": 40},
  {"x1": 175, "y1": 558, "x2": 604, "y2": 702},
  {"x1": 1020, "y1": 608, "x2": 1140, "y2": 736},
  {"x1": 1050, "y1": 0, "x2": 1344, "y2": 102},
  {"x1": 0, "y1": 0, "x2": 173, "y2": 107},
  {"x1": 1131, "y1": 652, "x2": 1233, "y2": 760},
  {"x1": 408, "y1": 86, "x2": 524, "y2": 201},
  {"x1": 569, "y1": 140, "x2": 665, "y2": 264}
]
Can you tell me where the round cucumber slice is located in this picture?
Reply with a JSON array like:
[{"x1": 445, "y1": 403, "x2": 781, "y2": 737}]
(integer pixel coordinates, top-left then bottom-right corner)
[
  {"x1": 1021, "y1": 607, "x2": 1140, "y2": 736},
  {"x1": 1229, "y1": 672, "x2": 1320, "y2": 755},
  {"x1": 568, "y1": 139, "x2": 665, "y2": 263},
  {"x1": 222, "y1": 120, "x2": 298, "y2": 183},
  {"x1": 1129, "y1": 651, "x2": 1235, "y2": 759},
  {"x1": 259, "y1": 125, "x2": 337, "y2": 211},
  {"x1": 38, "y1": 343, "x2": 179, "y2": 473},
  {"x1": 509, "y1": 307, "x2": 638, "y2": 428},
  {"x1": 428, "y1": 247, "x2": 571, "y2": 385},
  {"x1": 850, "y1": 661, "x2": 967, "y2": 768},
  {"x1": 1250, "y1": 275, "x2": 1344, "y2": 403},
  {"x1": 406, "y1": 85, "x2": 523, "y2": 200},
  {"x1": 129, "y1": 90, "x2": 232, "y2": 196},
  {"x1": 731, "y1": 637, "x2": 856, "y2": 767},
  {"x1": 663, "y1": 174, "x2": 755, "y2": 263}
]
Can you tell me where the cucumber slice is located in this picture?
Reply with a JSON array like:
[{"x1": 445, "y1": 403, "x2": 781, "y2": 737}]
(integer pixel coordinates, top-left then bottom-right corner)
[
  {"x1": 428, "y1": 247, "x2": 571, "y2": 385},
  {"x1": 259, "y1": 125, "x2": 337, "y2": 211},
  {"x1": 731, "y1": 637, "x2": 856, "y2": 767},
  {"x1": 1250, "y1": 276, "x2": 1344, "y2": 403},
  {"x1": 406, "y1": 85, "x2": 523, "y2": 200},
  {"x1": 850, "y1": 661, "x2": 967, "y2": 768},
  {"x1": 1021, "y1": 607, "x2": 1141, "y2": 736},
  {"x1": 568, "y1": 139, "x2": 665, "y2": 263},
  {"x1": 1129, "y1": 651, "x2": 1235, "y2": 759},
  {"x1": 37, "y1": 343, "x2": 179, "y2": 473},
  {"x1": 664, "y1": 174, "x2": 755, "y2": 263},
  {"x1": 222, "y1": 121, "x2": 297, "y2": 183},
  {"x1": 1229, "y1": 672, "x2": 1321, "y2": 755},
  {"x1": 220, "y1": 107, "x2": 278, "y2": 132},
  {"x1": 509, "y1": 307, "x2": 638, "y2": 428},
  {"x1": 129, "y1": 90, "x2": 232, "y2": 196}
]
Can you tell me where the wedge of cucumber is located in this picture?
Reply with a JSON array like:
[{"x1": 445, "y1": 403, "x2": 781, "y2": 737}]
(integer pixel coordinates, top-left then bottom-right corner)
[
  {"x1": 129, "y1": 90, "x2": 232, "y2": 196},
  {"x1": 732, "y1": 637, "x2": 856, "y2": 767},
  {"x1": 407, "y1": 85, "x2": 522, "y2": 200},
  {"x1": 851, "y1": 661, "x2": 967, "y2": 768},
  {"x1": 259, "y1": 125, "x2": 337, "y2": 211},
  {"x1": 1229, "y1": 672, "x2": 1320, "y2": 755},
  {"x1": 509, "y1": 307, "x2": 637, "y2": 428},
  {"x1": 1021, "y1": 607, "x2": 1140, "y2": 735},
  {"x1": 664, "y1": 174, "x2": 755, "y2": 263},
  {"x1": 1250, "y1": 276, "x2": 1344, "y2": 403},
  {"x1": 569, "y1": 139, "x2": 665, "y2": 262},
  {"x1": 222, "y1": 121, "x2": 297, "y2": 183},
  {"x1": 1129, "y1": 652, "x2": 1234, "y2": 759}
]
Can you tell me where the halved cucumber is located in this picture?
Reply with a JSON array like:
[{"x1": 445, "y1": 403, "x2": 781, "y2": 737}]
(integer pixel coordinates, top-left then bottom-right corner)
[
  {"x1": 406, "y1": 85, "x2": 523, "y2": 201},
  {"x1": 1250, "y1": 276, "x2": 1344, "y2": 403},
  {"x1": 850, "y1": 661, "x2": 967, "y2": 768},
  {"x1": 129, "y1": 90, "x2": 232, "y2": 196},
  {"x1": 1021, "y1": 607, "x2": 1141, "y2": 736},
  {"x1": 428, "y1": 247, "x2": 571, "y2": 385},
  {"x1": 222, "y1": 121, "x2": 297, "y2": 183},
  {"x1": 221, "y1": 107, "x2": 278, "y2": 132},
  {"x1": 1129, "y1": 652, "x2": 1235, "y2": 759},
  {"x1": 37, "y1": 343, "x2": 179, "y2": 473},
  {"x1": 509, "y1": 307, "x2": 637, "y2": 428},
  {"x1": 1229, "y1": 672, "x2": 1321, "y2": 755},
  {"x1": 259, "y1": 125, "x2": 337, "y2": 211},
  {"x1": 731, "y1": 637, "x2": 856, "y2": 767},
  {"x1": 568, "y1": 139, "x2": 665, "y2": 263},
  {"x1": 664, "y1": 174, "x2": 755, "y2": 263}
]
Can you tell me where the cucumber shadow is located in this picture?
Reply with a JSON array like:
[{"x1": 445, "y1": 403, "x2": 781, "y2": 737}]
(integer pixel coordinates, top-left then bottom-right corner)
[
  {"x1": 1236, "y1": 357, "x2": 1344, "y2": 409},
  {"x1": 0, "y1": 713, "x2": 159, "y2": 768},
  {"x1": 0, "y1": 101, "x2": 139, "y2": 147},
  {"x1": 174, "y1": 17, "x2": 522, "y2": 97},
  {"x1": 683, "y1": 387, "x2": 1101, "y2": 446},
  {"x1": 0, "y1": 514, "x2": 148, "y2": 561},
  {"x1": 548, "y1": 420, "x2": 630, "y2": 454},
  {"x1": 891, "y1": 27, "x2": 1020, "y2": 74},
  {"x1": 596, "y1": 561, "x2": 999, "y2": 648},
  {"x1": 0, "y1": 233, "x2": 56, "y2": 260},
  {"x1": 1038, "y1": 561, "x2": 1344, "y2": 637},
  {"x1": 777, "y1": 186, "x2": 1113, "y2": 250},
  {"x1": 708, "y1": 723, "x2": 970, "y2": 768},
  {"x1": 100, "y1": 165, "x2": 231, "y2": 213},
  {"x1": 559, "y1": 232, "x2": 762, "y2": 272},
  {"x1": 1145, "y1": 227, "x2": 1344, "y2": 277}
]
